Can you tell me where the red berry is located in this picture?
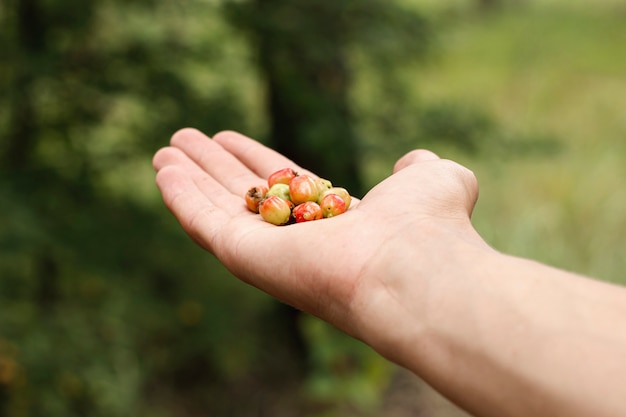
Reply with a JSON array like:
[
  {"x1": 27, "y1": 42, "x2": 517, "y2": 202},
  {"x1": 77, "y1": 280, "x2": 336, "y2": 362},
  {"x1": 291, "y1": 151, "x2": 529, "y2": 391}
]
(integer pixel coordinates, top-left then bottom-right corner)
[
  {"x1": 268, "y1": 168, "x2": 297, "y2": 188},
  {"x1": 292, "y1": 201, "x2": 323, "y2": 223},
  {"x1": 319, "y1": 193, "x2": 347, "y2": 218},
  {"x1": 321, "y1": 187, "x2": 351, "y2": 209},
  {"x1": 259, "y1": 196, "x2": 292, "y2": 225},
  {"x1": 245, "y1": 185, "x2": 269, "y2": 213},
  {"x1": 289, "y1": 175, "x2": 320, "y2": 205}
]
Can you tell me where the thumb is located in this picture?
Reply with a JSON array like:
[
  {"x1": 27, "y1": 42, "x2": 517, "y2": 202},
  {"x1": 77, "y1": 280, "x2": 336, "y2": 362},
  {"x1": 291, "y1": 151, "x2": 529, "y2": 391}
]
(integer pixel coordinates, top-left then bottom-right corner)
[
  {"x1": 392, "y1": 149, "x2": 479, "y2": 219},
  {"x1": 393, "y1": 149, "x2": 440, "y2": 173}
]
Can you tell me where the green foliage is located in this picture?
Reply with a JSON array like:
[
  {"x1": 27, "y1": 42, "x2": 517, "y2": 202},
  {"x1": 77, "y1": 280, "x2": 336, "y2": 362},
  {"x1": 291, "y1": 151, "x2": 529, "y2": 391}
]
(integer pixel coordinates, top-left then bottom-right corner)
[
  {"x1": 301, "y1": 317, "x2": 391, "y2": 416},
  {"x1": 0, "y1": 1, "x2": 273, "y2": 416}
]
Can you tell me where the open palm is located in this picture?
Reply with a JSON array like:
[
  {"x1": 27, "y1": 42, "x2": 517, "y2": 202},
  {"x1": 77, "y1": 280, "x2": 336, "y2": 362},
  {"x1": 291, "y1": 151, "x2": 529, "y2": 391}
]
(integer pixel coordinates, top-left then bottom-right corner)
[{"x1": 152, "y1": 129, "x2": 481, "y2": 338}]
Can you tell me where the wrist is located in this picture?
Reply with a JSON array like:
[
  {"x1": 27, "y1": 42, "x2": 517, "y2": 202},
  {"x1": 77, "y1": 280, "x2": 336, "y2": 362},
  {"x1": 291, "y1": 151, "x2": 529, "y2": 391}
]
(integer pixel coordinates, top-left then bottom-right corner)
[{"x1": 349, "y1": 218, "x2": 496, "y2": 368}]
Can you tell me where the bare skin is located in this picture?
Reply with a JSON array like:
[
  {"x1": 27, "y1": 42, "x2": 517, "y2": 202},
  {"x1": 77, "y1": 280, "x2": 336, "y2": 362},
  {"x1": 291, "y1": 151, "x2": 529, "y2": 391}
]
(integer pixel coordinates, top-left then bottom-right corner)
[{"x1": 153, "y1": 128, "x2": 626, "y2": 417}]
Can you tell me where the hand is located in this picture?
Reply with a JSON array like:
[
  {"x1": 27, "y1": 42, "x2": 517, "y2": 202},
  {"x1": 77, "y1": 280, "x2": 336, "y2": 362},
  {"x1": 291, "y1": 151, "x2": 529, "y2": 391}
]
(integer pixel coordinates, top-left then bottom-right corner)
[
  {"x1": 152, "y1": 128, "x2": 485, "y2": 346},
  {"x1": 154, "y1": 129, "x2": 626, "y2": 417}
]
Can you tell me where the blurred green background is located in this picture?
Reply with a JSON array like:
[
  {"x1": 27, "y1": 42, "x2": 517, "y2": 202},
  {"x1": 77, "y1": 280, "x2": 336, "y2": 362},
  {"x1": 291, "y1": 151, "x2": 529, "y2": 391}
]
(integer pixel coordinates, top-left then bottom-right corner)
[{"x1": 1, "y1": 0, "x2": 625, "y2": 415}]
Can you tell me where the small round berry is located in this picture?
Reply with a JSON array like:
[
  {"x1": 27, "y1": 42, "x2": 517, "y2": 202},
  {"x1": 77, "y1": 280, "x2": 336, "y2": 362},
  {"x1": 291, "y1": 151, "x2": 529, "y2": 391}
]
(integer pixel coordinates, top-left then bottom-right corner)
[
  {"x1": 292, "y1": 201, "x2": 323, "y2": 223},
  {"x1": 259, "y1": 196, "x2": 292, "y2": 225},
  {"x1": 268, "y1": 168, "x2": 298, "y2": 188},
  {"x1": 320, "y1": 193, "x2": 347, "y2": 218},
  {"x1": 266, "y1": 183, "x2": 291, "y2": 201},
  {"x1": 289, "y1": 175, "x2": 320, "y2": 205},
  {"x1": 315, "y1": 178, "x2": 333, "y2": 196},
  {"x1": 245, "y1": 185, "x2": 269, "y2": 213},
  {"x1": 321, "y1": 187, "x2": 351, "y2": 210}
]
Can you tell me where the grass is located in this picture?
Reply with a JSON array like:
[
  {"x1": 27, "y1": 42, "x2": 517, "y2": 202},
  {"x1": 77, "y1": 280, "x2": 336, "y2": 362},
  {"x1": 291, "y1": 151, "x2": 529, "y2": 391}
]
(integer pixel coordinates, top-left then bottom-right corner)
[{"x1": 370, "y1": 1, "x2": 626, "y2": 284}]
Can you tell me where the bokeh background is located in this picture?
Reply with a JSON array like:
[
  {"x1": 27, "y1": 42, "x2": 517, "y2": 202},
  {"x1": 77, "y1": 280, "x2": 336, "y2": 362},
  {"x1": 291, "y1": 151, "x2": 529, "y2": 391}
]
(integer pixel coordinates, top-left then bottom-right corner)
[{"x1": 1, "y1": 0, "x2": 625, "y2": 415}]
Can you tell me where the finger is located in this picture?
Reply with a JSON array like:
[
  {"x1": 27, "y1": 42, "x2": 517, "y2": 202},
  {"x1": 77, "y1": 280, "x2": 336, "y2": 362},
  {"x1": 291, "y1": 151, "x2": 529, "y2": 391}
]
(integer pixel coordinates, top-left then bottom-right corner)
[
  {"x1": 170, "y1": 128, "x2": 268, "y2": 198},
  {"x1": 155, "y1": 164, "x2": 235, "y2": 253},
  {"x1": 212, "y1": 130, "x2": 317, "y2": 179},
  {"x1": 214, "y1": 131, "x2": 362, "y2": 209},
  {"x1": 154, "y1": 145, "x2": 251, "y2": 214},
  {"x1": 393, "y1": 149, "x2": 440, "y2": 173},
  {"x1": 153, "y1": 145, "x2": 203, "y2": 174}
]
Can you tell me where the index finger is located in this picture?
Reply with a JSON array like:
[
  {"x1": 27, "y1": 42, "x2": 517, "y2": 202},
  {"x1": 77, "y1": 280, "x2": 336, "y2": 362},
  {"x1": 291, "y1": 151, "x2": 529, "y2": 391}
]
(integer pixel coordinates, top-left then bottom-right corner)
[
  {"x1": 212, "y1": 131, "x2": 317, "y2": 179},
  {"x1": 170, "y1": 129, "x2": 316, "y2": 198},
  {"x1": 167, "y1": 128, "x2": 265, "y2": 198}
]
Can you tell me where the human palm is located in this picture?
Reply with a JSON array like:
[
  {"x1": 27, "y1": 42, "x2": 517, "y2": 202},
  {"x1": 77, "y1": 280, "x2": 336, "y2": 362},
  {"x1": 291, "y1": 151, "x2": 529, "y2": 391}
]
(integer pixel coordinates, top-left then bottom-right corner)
[{"x1": 153, "y1": 129, "x2": 480, "y2": 338}]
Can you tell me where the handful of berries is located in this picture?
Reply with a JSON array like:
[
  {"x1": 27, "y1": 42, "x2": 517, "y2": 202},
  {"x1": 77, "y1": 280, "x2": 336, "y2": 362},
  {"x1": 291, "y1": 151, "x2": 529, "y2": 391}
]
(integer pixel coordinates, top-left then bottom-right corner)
[{"x1": 245, "y1": 168, "x2": 352, "y2": 225}]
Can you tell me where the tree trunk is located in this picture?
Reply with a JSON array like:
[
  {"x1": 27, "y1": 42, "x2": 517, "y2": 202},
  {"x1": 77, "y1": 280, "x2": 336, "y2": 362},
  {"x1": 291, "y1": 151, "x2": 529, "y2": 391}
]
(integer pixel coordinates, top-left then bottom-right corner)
[
  {"x1": 247, "y1": 0, "x2": 364, "y2": 195},
  {"x1": 3, "y1": 0, "x2": 46, "y2": 174}
]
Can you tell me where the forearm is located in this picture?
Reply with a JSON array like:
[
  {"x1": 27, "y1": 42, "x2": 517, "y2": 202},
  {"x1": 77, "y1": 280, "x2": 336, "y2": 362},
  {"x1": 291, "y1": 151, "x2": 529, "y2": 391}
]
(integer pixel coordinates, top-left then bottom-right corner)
[{"x1": 358, "y1": 222, "x2": 626, "y2": 417}]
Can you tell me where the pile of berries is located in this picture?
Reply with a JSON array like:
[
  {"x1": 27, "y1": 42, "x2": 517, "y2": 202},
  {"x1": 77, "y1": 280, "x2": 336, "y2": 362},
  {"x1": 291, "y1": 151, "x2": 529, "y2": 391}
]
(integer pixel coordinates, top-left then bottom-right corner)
[{"x1": 245, "y1": 168, "x2": 352, "y2": 225}]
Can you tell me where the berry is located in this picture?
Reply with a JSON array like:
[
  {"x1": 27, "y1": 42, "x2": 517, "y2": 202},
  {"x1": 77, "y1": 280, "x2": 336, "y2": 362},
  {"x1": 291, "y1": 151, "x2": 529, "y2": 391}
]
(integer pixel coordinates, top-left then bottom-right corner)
[
  {"x1": 319, "y1": 193, "x2": 346, "y2": 218},
  {"x1": 321, "y1": 187, "x2": 351, "y2": 210},
  {"x1": 266, "y1": 183, "x2": 291, "y2": 201},
  {"x1": 292, "y1": 201, "x2": 323, "y2": 223},
  {"x1": 289, "y1": 175, "x2": 320, "y2": 205},
  {"x1": 259, "y1": 196, "x2": 292, "y2": 225},
  {"x1": 245, "y1": 185, "x2": 269, "y2": 213},
  {"x1": 268, "y1": 168, "x2": 297, "y2": 188},
  {"x1": 315, "y1": 178, "x2": 333, "y2": 196},
  {"x1": 244, "y1": 168, "x2": 352, "y2": 225}
]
